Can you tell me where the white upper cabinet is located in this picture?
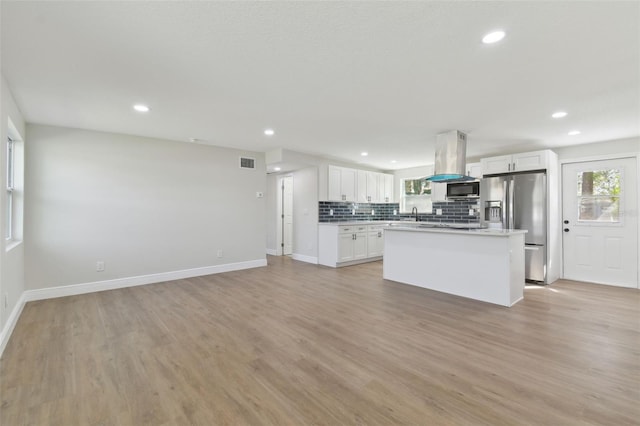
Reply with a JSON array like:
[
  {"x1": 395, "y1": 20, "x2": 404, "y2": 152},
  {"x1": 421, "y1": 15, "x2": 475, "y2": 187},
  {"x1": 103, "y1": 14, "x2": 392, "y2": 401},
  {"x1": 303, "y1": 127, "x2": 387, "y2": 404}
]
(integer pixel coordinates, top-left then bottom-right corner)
[
  {"x1": 327, "y1": 165, "x2": 357, "y2": 202},
  {"x1": 466, "y1": 162, "x2": 483, "y2": 179},
  {"x1": 481, "y1": 150, "x2": 552, "y2": 175},
  {"x1": 481, "y1": 155, "x2": 513, "y2": 175},
  {"x1": 382, "y1": 174, "x2": 394, "y2": 203},
  {"x1": 328, "y1": 165, "x2": 394, "y2": 203}
]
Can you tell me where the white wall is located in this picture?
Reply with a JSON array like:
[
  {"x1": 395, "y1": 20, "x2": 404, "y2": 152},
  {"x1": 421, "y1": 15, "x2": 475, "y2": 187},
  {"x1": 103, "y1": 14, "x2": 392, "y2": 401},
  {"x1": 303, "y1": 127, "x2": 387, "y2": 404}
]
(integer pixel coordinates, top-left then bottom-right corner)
[
  {"x1": 291, "y1": 166, "x2": 319, "y2": 262},
  {"x1": 25, "y1": 124, "x2": 267, "y2": 290},
  {"x1": 0, "y1": 75, "x2": 26, "y2": 344},
  {"x1": 554, "y1": 137, "x2": 639, "y2": 160}
]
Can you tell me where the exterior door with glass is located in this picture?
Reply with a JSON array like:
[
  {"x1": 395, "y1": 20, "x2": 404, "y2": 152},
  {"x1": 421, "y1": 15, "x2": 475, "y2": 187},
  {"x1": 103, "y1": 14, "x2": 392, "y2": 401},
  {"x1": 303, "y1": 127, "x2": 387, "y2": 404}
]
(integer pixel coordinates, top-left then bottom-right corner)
[{"x1": 562, "y1": 158, "x2": 638, "y2": 288}]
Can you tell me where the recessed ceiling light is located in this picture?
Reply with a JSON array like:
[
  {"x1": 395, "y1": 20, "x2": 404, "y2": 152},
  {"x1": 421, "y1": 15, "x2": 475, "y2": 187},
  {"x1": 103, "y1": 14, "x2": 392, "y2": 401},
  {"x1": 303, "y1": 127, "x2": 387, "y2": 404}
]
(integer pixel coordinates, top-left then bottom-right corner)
[
  {"x1": 391, "y1": 160, "x2": 397, "y2": 164},
  {"x1": 552, "y1": 111, "x2": 568, "y2": 119},
  {"x1": 482, "y1": 31, "x2": 506, "y2": 44},
  {"x1": 133, "y1": 104, "x2": 150, "y2": 113},
  {"x1": 568, "y1": 130, "x2": 581, "y2": 136},
  {"x1": 264, "y1": 128, "x2": 275, "y2": 136},
  {"x1": 361, "y1": 152, "x2": 368, "y2": 157},
  {"x1": 189, "y1": 138, "x2": 198, "y2": 143},
  {"x1": 274, "y1": 167, "x2": 281, "y2": 171}
]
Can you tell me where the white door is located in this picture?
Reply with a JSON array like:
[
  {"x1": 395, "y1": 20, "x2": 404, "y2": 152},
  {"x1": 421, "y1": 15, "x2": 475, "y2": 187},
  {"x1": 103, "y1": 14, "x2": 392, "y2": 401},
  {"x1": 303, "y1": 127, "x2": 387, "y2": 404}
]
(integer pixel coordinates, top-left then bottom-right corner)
[
  {"x1": 282, "y1": 176, "x2": 293, "y2": 255},
  {"x1": 562, "y1": 158, "x2": 638, "y2": 288}
]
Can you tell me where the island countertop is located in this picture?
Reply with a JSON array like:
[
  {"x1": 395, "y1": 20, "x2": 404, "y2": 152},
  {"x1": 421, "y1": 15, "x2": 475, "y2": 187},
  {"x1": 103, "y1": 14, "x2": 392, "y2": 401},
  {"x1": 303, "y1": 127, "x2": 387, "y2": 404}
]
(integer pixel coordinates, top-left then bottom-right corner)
[{"x1": 384, "y1": 225, "x2": 528, "y2": 237}]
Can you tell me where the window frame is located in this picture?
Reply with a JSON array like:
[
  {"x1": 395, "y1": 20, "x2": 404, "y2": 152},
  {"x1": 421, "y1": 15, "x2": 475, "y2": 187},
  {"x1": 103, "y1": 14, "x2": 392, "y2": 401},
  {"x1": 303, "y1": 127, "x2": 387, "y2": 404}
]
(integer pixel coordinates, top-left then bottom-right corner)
[{"x1": 6, "y1": 136, "x2": 14, "y2": 241}]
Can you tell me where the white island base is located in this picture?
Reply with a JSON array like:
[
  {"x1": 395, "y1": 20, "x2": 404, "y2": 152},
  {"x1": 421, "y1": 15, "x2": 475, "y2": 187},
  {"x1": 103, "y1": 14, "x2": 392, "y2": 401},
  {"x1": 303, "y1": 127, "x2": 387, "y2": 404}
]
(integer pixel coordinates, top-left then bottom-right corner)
[{"x1": 383, "y1": 227, "x2": 527, "y2": 307}]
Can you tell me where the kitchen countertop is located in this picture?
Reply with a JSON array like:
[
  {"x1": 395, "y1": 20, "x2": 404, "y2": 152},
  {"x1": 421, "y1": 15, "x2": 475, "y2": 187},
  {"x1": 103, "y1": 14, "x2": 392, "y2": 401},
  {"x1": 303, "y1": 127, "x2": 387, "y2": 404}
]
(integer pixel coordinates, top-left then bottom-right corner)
[
  {"x1": 385, "y1": 225, "x2": 527, "y2": 236},
  {"x1": 318, "y1": 220, "x2": 482, "y2": 227},
  {"x1": 318, "y1": 221, "x2": 526, "y2": 236}
]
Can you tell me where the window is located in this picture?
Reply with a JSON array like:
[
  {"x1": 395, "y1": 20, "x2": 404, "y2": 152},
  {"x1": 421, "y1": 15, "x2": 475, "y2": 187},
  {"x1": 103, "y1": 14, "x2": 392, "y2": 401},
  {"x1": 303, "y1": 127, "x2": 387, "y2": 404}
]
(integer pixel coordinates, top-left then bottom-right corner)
[
  {"x1": 577, "y1": 169, "x2": 620, "y2": 222},
  {"x1": 401, "y1": 177, "x2": 432, "y2": 213},
  {"x1": 6, "y1": 137, "x2": 14, "y2": 240}
]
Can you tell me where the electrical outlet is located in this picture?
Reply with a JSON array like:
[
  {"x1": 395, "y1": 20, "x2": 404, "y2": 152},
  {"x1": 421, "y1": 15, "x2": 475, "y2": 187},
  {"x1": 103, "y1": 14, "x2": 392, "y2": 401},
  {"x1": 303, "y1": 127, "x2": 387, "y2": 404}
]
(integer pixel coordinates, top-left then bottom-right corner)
[
  {"x1": 436, "y1": 208, "x2": 443, "y2": 216},
  {"x1": 217, "y1": 249, "x2": 223, "y2": 258},
  {"x1": 329, "y1": 209, "x2": 333, "y2": 216},
  {"x1": 352, "y1": 209, "x2": 355, "y2": 215},
  {"x1": 371, "y1": 209, "x2": 375, "y2": 215},
  {"x1": 469, "y1": 209, "x2": 475, "y2": 216},
  {"x1": 96, "y1": 261, "x2": 105, "y2": 272}
]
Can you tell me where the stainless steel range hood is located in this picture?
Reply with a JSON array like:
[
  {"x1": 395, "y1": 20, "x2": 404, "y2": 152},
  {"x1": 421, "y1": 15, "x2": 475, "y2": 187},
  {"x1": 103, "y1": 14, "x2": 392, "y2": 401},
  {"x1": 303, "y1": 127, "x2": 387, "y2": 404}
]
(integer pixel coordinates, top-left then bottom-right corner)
[{"x1": 424, "y1": 130, "x2": 474, "y2": 182}]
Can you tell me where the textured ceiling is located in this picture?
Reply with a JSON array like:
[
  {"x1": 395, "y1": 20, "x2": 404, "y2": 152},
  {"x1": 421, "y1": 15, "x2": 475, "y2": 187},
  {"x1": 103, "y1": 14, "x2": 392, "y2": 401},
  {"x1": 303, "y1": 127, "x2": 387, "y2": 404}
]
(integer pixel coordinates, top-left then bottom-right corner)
[{"x1": 1, "y1": 1, "x2": 638, "y2": 171}]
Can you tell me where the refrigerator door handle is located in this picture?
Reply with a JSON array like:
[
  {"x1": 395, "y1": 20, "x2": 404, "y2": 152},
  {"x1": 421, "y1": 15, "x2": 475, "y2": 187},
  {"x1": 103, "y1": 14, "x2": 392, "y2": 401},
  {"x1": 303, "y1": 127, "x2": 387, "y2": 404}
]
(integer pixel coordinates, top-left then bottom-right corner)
[
  {"x1": 509, "y1": 178, "x2": 515, "y2": 230},
  {"x1": 502, "y1": 179, "x2": 508, "y2": 227}
]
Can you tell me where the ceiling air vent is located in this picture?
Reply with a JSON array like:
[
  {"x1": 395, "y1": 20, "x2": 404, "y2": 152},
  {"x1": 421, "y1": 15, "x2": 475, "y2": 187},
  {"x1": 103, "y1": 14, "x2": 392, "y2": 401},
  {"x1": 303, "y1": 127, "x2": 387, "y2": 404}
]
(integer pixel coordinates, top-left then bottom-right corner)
[{"x1": 239, "y1": 157, "x2": 256, "y2": 170}]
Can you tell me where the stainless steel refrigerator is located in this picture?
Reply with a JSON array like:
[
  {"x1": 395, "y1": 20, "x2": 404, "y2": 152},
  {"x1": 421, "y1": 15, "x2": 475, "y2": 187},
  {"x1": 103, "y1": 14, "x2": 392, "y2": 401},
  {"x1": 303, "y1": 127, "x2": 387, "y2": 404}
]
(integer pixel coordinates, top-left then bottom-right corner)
[{"x1": 481, "y1": 172, "x2": 547, "y2": 283}]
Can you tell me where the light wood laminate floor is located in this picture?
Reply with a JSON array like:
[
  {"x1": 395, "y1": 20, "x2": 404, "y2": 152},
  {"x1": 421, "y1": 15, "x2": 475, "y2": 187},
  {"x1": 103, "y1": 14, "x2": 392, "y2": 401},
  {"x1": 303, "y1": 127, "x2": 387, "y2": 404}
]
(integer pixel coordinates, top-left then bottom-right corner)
[{"x1": 1, "y1": 256, "x2": 639, "y2": 425}]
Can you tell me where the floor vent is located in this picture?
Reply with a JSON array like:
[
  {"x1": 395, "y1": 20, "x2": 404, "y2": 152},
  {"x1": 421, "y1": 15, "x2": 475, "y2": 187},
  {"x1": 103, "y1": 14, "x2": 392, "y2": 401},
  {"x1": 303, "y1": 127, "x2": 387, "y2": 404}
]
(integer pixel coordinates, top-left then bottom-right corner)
[{"x1": 240, "y1": 157, "x2": 256, "y2": 170}]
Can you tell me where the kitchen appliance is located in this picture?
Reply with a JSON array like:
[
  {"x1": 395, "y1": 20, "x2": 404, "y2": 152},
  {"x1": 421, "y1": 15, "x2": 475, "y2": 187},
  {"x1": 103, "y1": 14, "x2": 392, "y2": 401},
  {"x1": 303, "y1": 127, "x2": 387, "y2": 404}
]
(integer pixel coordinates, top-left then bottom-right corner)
[
  {"x1": 424, "y1": 130, "x2": 475, "y2": 182},
  {"x1": 446, "y1": 181, "x2": 480, "y2": 199},
  {"x1": 481, "y1": 171, "x2": 547, "y2": 283}
]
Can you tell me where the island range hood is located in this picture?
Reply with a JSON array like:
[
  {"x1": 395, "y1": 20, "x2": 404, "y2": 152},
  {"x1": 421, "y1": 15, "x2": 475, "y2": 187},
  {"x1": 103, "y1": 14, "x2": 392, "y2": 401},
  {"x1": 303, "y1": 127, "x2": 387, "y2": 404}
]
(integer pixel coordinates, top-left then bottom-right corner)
[{"x1": 424, "y1": 130, "x2": 474, "y2": 182}]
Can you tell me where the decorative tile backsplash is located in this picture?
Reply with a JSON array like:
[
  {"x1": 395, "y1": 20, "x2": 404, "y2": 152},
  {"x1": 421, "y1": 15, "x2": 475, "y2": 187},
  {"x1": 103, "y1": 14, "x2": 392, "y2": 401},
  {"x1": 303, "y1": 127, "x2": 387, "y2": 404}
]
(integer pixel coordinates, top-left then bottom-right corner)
[{"x1": 319, "y1": 200, "x2": 480, "y2": 223}]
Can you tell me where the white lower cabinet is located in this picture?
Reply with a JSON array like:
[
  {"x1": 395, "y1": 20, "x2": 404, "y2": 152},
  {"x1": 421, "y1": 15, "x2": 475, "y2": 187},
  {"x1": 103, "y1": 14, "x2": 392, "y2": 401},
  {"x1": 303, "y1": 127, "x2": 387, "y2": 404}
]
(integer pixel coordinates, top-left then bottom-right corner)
[
  {"x1": 367, "y1": 229, "x2": 384, "y2": 257},
  {"x1": 319, "y1": 223, "x2": 385, "y2": 267}
]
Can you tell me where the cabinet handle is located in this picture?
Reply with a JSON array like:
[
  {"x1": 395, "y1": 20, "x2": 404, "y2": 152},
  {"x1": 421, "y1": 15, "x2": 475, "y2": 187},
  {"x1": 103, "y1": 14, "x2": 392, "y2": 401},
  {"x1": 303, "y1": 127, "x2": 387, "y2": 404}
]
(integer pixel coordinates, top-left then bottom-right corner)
[
  {"x1": 512, "y1": 162, "x2": 516, "y2": 171},
  {"x1": 508, "y1": 163, "x2": 511, "y2": 171}
]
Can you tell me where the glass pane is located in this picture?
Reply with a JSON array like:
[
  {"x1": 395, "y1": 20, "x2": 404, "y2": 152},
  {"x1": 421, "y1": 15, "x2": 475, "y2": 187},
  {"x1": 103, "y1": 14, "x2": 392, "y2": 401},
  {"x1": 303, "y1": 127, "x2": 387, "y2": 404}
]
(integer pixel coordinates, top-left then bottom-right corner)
[
  {"x1": 404, "y1": 179, "x2": 431, "y2": 195},
  {"x1": 577, "y1": 169, "x2": 620, "y2": 196},
  {"x1": 578, "y1": 196, "x2": 620, "y2": 222}
]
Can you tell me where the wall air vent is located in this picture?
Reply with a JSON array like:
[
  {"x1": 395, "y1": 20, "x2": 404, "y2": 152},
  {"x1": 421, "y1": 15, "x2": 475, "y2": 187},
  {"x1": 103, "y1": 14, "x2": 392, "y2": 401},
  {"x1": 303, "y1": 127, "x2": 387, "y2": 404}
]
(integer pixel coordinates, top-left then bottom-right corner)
[{"x1": 239, "y1": 157, "x2": 256, "y2": 170}]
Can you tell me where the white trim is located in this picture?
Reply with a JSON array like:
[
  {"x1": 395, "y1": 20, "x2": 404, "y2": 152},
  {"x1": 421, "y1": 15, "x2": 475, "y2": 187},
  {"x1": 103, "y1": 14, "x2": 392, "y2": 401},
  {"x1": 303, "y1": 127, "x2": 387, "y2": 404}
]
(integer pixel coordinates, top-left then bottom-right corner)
[
  {"x1": 0, "y1": 291, "x2": 26, "y2": 357},
  {"x1": 266, "y1": 248, "x2": 278, "y2": 256},
  {"x1": 23, "y1": 259, "x2": 268, "y2": 302},
  {"x1": 291, "y1": 253, "x2": 318, "y2": 264}
]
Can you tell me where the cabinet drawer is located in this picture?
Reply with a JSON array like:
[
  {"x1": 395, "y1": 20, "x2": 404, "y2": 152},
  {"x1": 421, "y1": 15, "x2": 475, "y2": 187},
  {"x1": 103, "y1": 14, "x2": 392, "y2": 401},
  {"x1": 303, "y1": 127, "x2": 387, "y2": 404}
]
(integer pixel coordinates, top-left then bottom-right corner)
[{"x1": 339, "y1": 226, "x2": 353, "y2": 233}]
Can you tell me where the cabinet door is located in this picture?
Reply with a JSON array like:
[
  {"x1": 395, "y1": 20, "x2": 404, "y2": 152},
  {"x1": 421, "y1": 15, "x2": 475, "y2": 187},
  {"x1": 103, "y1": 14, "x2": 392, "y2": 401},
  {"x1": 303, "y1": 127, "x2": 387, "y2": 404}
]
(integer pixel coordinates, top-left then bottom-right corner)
[
  {"x1": 357, "y1": 170, "x2": 368, "y2": 203},
  {"x1": 466, "y1": 162, "x2": 483, "y2": 179},
  {"x1": 353, "y1": 232, "x2": 368, "y2": 260},
  {"x1": 328, "y1": 166, "x2": 343, "y2": 201},
  {"x1": 382, "y1": 174, "x2": 394, "y2": 203},
  {"x1": 341, "y1": 167, "x2": 357, "y2": 202},
  {"x1": 367, "y1": 230, "x2": 384, "y2": 257},
  {"x1": 481, "y1": 155, "x2": 513, "y2": 175},
  {"x1": 512, "y1": 150, "x2": 548, "y2": 172},
  {"x1": 431, "y1": 181, "x2": 447, "y2": 202},
  {"x1": 366, "y1": 172, "x2": 379, "y2": 203},
  {"x1": 338, "y1": 233, "x2": 355, "y2": 262}
]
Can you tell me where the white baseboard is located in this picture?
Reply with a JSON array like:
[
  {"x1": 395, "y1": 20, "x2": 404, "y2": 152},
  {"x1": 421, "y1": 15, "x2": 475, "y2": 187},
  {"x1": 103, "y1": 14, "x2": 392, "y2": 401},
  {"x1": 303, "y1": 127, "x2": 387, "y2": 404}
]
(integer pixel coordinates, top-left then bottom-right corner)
[
  {"x1": 24, "y1": 259, "x2": 268, "y2": 302},
  {"x1": 291, "y1": 253, "x2": 318, "y2": 264},
  {"x1": 266, "y1": 248, "x2": 278, "y2": 256},
  {"x1": 0, "y1": 259, "x2": 267, "y2": 357},
  {"x1": 0, "y1": 291, "x2": 27, "y2": 358}
]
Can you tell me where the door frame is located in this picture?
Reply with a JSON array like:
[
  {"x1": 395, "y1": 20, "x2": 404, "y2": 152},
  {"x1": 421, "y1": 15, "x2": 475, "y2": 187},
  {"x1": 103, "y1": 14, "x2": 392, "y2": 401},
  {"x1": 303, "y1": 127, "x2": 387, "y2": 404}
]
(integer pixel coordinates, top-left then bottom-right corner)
[
  {"x1": 276, "y1": 175, "x2": 293, "y2": 256},
  {"x1": 559, "y1": 152, "x2": 639, "y2": 288}
]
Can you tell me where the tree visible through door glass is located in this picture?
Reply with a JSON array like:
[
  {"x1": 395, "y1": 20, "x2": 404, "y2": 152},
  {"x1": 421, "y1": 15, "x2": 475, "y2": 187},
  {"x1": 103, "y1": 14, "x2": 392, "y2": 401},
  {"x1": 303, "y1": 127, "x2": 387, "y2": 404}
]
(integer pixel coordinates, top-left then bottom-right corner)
[{"x1": 576, "y1": 169, "x2": 620, "y2": 222}]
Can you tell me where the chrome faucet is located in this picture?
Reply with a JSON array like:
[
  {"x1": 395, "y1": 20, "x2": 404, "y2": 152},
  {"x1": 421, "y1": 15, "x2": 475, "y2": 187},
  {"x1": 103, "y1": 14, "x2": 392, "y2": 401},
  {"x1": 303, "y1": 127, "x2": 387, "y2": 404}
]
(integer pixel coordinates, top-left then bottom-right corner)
[{"x1": 412, "y1": 207, "x2": 419, "y2": 221}]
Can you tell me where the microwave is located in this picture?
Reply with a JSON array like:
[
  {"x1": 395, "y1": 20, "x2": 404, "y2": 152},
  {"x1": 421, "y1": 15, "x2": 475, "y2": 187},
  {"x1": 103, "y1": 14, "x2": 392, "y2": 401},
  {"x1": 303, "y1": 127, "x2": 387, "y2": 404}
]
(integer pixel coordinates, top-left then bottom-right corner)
[{"x1": 446, "y1": 181, "x2": 480, "y2": 199}]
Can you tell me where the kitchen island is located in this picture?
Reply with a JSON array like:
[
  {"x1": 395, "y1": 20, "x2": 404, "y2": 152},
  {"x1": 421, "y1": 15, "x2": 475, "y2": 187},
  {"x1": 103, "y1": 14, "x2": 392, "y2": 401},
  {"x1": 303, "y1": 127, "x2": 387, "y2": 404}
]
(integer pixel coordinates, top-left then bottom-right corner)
[{"x1": 383, "y1": 226, "x2": 527, "y2": 307}]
